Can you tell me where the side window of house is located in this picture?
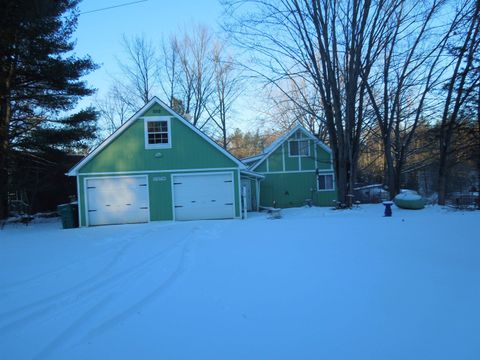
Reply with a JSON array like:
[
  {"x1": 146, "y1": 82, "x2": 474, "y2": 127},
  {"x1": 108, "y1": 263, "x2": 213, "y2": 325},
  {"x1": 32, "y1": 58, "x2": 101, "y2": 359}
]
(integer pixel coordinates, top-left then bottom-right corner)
[
  {"x1": 289, "y1": 140, "x2": 309, "y2": 156},
  {"x1": 145, "y1": 118, "x2": 171, "y2": 148},
  {"x1": 318, "y1": 174, "x2": 334, "y2": 191}
]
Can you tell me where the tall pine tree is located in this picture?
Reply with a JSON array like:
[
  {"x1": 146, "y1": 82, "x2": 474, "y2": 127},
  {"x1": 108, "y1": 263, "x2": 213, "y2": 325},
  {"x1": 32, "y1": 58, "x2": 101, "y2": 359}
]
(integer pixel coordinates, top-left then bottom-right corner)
[{"x1": 0, "y1": 0, "x2": 97, "y2": 218}]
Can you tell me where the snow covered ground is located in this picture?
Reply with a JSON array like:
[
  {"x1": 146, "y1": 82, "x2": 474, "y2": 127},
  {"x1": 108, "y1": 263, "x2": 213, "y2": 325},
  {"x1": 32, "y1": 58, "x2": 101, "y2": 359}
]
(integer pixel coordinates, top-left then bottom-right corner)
[{"x1": 1, "y1": 205, "x2": 479, "y2": 360}]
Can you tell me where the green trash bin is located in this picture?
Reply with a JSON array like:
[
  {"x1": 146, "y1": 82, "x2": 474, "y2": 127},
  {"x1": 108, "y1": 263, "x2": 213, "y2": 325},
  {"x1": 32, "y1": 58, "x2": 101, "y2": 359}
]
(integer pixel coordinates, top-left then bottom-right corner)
[{"x1": 57, "y1": 203, "x2": 79, "y2": 229}]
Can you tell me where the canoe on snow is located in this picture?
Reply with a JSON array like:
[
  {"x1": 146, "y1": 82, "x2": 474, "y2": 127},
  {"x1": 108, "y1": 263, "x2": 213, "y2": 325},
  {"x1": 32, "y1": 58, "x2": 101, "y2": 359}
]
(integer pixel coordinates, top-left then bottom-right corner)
[{"x1": 394, "y1": 192, "x2": 425, "y2": 210}]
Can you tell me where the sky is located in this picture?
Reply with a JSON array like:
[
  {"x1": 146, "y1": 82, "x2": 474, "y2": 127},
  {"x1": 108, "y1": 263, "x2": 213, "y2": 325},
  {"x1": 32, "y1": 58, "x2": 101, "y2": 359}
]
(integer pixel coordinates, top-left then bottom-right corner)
[
  {"x1": 71, "y1": 0, "x2": 279, "y2": 135},
  {"x1": 75, "y1": 0, "x2": 222, "y2": 93}
]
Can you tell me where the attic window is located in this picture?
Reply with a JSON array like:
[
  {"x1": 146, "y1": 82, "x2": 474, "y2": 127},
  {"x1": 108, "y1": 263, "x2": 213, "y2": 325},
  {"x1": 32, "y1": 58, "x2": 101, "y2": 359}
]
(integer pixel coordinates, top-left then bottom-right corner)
[
  {"x1": 145, "y1": 117, "x2": 171, "y2": 149},
  {"x1": 289, "y1": 140, "x2": 310, "y2": 157},
  {"x1": 318, "y1": 174, "x2": 334, "y2": 191}
]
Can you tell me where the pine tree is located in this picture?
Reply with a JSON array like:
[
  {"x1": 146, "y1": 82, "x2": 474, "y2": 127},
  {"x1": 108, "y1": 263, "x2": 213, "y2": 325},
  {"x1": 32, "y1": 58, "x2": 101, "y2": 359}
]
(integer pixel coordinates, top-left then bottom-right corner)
[{"x1": 0, "y1": 0, "x2": 97, "y2": 218}]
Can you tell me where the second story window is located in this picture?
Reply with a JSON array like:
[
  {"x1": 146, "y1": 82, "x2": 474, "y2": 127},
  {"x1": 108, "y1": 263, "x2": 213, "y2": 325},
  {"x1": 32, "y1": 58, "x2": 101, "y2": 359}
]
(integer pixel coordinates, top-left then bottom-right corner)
[
  {"x1": 289, "y1": 140, "x2": 310, "y2": 157},
  {"x1": 145, "y1": 117, "x2": 171, "y2": 149}
]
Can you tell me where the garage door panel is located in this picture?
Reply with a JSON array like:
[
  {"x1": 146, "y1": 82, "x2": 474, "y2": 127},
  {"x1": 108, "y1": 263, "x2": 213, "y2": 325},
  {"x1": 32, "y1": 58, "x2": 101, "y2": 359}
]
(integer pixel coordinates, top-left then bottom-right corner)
[
  {"x1": 173, "y1": 173, "x2": 235, "y2": 221},
  {"x1": 86, "y1": 176, "x2": 149, "y2": 226}
]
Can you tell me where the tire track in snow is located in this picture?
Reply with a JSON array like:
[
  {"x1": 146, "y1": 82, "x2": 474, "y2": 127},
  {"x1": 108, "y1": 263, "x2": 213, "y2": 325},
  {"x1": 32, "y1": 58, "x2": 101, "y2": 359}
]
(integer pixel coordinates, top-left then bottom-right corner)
[
  {"x1": 0, "y1": 240, "x2": 133, "y2": 328},
  {"x1": 29, "y1": 227, "x2": 197, "y2": 360},
  {"x1": 32, "y1": 294, "x2": 114, "y2": 360},
  {"x1": 0, "y1": 240, "x2": 126, "y2": 294},
  {"x1": 0, "y1": 225, "x2": 164, "y2": 293},
  {"x1": 80, "y1": 229, "x2": 195, "y2": 342},
  {"x1": 0, "y1": 227, "x2": 194, "y2": 335}
]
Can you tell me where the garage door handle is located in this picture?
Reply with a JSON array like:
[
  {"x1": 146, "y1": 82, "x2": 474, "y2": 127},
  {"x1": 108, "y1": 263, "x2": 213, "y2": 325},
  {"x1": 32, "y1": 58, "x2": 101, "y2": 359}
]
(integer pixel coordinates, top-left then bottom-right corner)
[
  {"x1": 139, "y1": 184, "x2": 147, "y2": 186},
  {"x1": 174, "y1": 205, "x2": 183, "y2": 208},
  {"x1": 225, "y1": 203, "x2": 233, "y2": 205},
  {"x1": 125, "y1": 204, "x2": 131, "y2": 206},
  {"x1": 211, "y1": 200, "x2": 216, "y2": 202},
  {"x1": 191, "y1": 201, "x2": 196, "y2": 203},
  {"x1": 88, "y1": 210, "x2": 97, "y2": 212},
  {"x1": 174, "y1": 182, "x2": 182, "y2": 185},
  {"x1": 140, "y1": 207, "x2": 148, "y2": 209},
  {"x1": 224, "y1": 180, "x2": 232, "y2": 183}
]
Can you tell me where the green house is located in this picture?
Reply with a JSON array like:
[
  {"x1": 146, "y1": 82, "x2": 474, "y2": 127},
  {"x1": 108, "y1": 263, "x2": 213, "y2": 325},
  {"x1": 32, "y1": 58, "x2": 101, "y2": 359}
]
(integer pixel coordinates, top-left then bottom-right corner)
[
  {"x1": 242, "y1": 125, "x2": 337, "y2": 208},
  {"x1": 68, "y1": 97, "x2": 263, "y2": 226}
]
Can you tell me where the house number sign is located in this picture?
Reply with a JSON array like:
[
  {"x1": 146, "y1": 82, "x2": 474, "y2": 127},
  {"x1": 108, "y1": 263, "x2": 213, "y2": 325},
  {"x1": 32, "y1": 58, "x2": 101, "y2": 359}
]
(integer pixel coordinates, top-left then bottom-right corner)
[{"x1": 153, "y1": 176, "x2": 167, "y2": 182}]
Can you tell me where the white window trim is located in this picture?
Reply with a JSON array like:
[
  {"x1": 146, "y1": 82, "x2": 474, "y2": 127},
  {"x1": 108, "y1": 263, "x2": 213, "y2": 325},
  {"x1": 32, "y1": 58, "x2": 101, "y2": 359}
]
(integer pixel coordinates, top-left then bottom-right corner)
[
  {"x1": 288, "y1": 139, "x2": 310, "y2": 157},
  {"x1": 317, "y1": 173, "x2": 335, "y2": 192},
  {"x1": 144, "y1": 116, "x2": 172, "y2": 149}
]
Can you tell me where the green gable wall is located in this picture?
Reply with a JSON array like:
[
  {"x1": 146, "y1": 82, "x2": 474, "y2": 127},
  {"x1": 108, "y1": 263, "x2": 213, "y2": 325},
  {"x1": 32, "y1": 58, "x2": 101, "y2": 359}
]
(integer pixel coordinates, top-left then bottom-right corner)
[
  {"x1": 78, "y1": 103, "x2": 236, "y2": 174},
  {"x1": 254, "y1": 129, "x2": 337, "y2": 208},
  {"x1": 75, "y1": 102, "x2": 243, "y2": 226},
  {"x1": 255, "y1": 131, "x2": 332, "y2": 173}
]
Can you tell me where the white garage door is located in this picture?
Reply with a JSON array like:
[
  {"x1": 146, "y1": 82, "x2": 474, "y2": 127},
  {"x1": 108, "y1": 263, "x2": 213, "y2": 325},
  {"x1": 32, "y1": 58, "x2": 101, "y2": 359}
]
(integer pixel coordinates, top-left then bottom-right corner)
[
  {"x1": 86, "y1": 176, "x2": 149, "y2": 226},
  {"x1": 173, "y1": 173, "x2": 235, "y2": 220}
]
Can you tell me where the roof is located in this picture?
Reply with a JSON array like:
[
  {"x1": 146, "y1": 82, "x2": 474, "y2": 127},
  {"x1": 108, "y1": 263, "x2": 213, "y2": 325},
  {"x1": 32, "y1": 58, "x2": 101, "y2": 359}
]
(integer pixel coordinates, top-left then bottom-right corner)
[
  {"x1": 245, "y1": 124, "x2": 332, "y2": 171},
  {"x1": 67, "y1": 97, "x2": 247, "y2": 176},
  {"x1": 241, "y1": 154, "x2": 264, "y2": 163},
  {"x1": 240, "y1": 169, "x2": 265, "y2": 179}
]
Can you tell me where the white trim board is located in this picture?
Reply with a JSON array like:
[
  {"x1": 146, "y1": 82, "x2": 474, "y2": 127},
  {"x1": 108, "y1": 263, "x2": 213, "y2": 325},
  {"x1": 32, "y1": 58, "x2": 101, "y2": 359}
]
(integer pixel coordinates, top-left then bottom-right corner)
[
  {"x1": 76, "y1": 167, "x2": 240, "y2": 177},
  {"x1": 68, "y1": 97, "x2": 246, "y2": 176},
  {"x1": 76, "y1": 176, "x2": 81, "y2": 227},
  {"x1": 317, "y1": 172, "x2": 336, "y2": 192},
  {"x1": 144, "y1": 116, "x2": 172, "y2": 149}
]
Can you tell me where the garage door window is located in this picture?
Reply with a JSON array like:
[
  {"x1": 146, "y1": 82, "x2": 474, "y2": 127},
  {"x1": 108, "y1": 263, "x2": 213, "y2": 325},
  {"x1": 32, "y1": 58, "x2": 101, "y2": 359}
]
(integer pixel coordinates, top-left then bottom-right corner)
[{"x1": 145, "y1": 117, "x2": 171, "y2": 148}]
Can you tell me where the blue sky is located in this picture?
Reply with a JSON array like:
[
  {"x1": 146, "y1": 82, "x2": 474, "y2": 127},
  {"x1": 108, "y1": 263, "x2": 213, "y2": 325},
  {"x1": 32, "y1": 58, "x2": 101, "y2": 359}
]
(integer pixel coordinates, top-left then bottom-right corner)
[{"x1": 75, "y1": 0, "x2": 223, "y2": 101}]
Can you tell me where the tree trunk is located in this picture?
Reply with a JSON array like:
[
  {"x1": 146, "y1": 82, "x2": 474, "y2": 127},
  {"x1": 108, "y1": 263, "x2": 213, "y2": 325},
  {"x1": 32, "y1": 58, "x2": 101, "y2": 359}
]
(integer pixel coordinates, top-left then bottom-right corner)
[
  {"x1": 477, "y1": 86, "x2": 480, "y2": 209},
  {"x1": 437, "y1": 143, "x2": 449, "y2": 205},
  {"x1": 0, "y1": 97, "x2": 11, "y2": 219}
]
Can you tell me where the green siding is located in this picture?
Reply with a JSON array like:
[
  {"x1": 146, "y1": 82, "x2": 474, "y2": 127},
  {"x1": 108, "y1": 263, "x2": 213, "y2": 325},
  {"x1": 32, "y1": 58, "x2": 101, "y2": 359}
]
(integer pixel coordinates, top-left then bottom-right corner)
[
  {"x1": 300, "y1": 141, "x2": 316, "y2": 170},
  {"x1": 256, "y1": 161, "x2": 267, "y2": 172},
  {"x1": 268, "y1": 146, "x2": 283, "y2": 171},
  {"x1": 78, "y1": 104, "x2": 236, "y2": 174},
  {"x1": 76, "y1": 101, "x2": 243, "y2": 226},
  {"x1": 257, "y1": 132, "x2": 332, "y2": 173},
  {"x1": 316, "y1": 146, "x2": 331, "y2": 170},
  {"x1": 254, "y1": 129, "x2": 336, "y2": 208},
  {"x1": 78, "y1": 169, "x2": 241, "y2": 226},
  {"x1": 284, "y1": 142, "x2": 299, "y2": 171},
  {"x1": 260, "y1": 172, "x2": 337, "y2": 208}
]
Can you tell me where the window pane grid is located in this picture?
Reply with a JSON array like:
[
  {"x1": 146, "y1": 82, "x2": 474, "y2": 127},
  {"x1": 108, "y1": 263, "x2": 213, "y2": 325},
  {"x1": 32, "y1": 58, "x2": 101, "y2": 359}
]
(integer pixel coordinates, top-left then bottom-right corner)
[
  {"x1": 147, "y1": 121, "x2": 169, "y2": 145},
  {"x1": 289, "y1": 140, "x2": 309, "y2": 156},
  {"x1": 318, "y1": 174, "x2": 334, "y2": 190}
]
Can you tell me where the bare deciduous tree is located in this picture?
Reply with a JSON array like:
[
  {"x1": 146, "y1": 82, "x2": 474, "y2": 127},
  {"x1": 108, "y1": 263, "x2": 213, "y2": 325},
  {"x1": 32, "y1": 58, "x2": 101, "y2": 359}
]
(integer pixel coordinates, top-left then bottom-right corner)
[
  {"x1": 159, "y1": 35, "x2": 182, "y2": 111},
  {"x1": 96, "y1": 84, "x2": 133, "y2": 134},
  {"x1": 362, "y1": 0, "x2": 458, "y2": 199},
  {"x1": 177, "y1": 26, "x2": 216, "y2": 127},
  {"x1": 117, "y1": 34, "x2": 159, "y2": 106},
  {"x1": 436, "y1": 0, "x2": 480, "y2": 205},
  {"x1": 206, "y1": 42, "x2": 243, "y2": 148},
  {"x1": 224, "y1": 0, "x2": 398, "y2": 203},
  {"x1": 261, "y1": 79, "x2": 329, "y2": 142}
]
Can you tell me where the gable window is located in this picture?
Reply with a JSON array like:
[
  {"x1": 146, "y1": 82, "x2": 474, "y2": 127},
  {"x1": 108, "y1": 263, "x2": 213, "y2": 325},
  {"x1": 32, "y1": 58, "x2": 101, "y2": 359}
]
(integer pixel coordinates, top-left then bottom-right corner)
[
  {"x1": 289, "y1": 140, "x2": 310, "y2": 157},
  {"x1": 145, "y1": 117, "x2": 171, "y2": 149},
  {"x1": 318, "y1": 173, "x2": 334, "y2": 191}
]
